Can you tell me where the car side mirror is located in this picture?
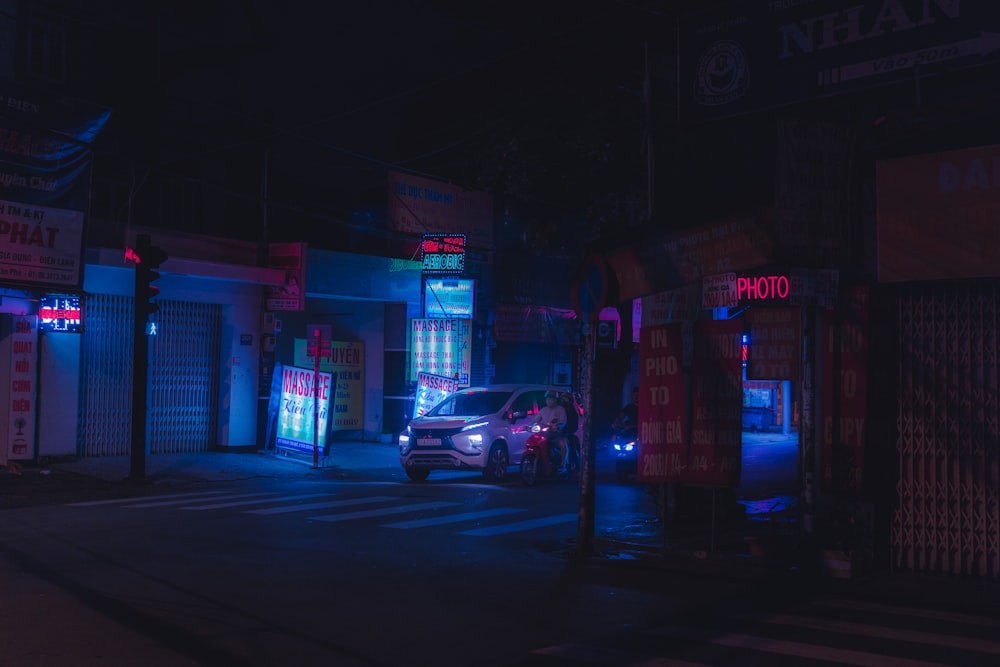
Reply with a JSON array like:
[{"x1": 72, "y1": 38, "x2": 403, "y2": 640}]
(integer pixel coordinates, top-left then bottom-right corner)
[{"x1": 509, "y1": 410, "x2": 525, "y2": 422}]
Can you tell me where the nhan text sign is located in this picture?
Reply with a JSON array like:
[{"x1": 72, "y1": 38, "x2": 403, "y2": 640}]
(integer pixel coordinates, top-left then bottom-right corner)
[{"x1": 409, "y1": 318, "x2": 470, "y2": 386}]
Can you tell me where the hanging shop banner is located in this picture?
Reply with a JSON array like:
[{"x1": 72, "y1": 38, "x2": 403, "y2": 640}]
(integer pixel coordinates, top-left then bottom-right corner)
[
  {"x1": 0, "y1": 82, "x2": 110, "y2": 290},
  {"x1": 877, "y1": 144, "x2": 1000, "y2": 282},
  {"x1": 689, "y1": 318, "x2": 744, "y2": 487},
  {"x1": 0, "y1": 202, "x2": 85, "y2": 288},
  {"x1": 678, "y1": 1, "x2": 1000, "y2": 123},
  {"x1": 275, "y1": 365, "x2": 333, "y2": 454},
  {"x1": 747, "y1": 307, "x2": 802, "y2": 380},
  {"x1": 822, "y1": 285, "x2": 870, "y2": 493},
  {"x1": 293, "y1": 339, "x2": 364, "y2": 431},
  {"x1": 606, "y1": 217, "x2": 772, "y2": 303},
  {"x1": 414, "y1": 372, "x2": 459, "y2": 418},
  {"x1": 388, "y1": 171, "x2": 493, "y2": 260},
  {"x1": 637, "y1": 324, "x2": 687, "y2": 484},
  {"x1": 409, "y1": 318, "x2": 471, "y2": 386},
  {"x1": 4, "y1": 316, "x2": 37, "y2": 463},
  {"x1": 266, "y1": 242, "x2": 306, "y2": 312}
]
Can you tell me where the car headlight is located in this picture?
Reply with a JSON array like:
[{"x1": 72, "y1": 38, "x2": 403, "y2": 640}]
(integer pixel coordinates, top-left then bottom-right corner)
[
  {"x1": 453, "y1": 429, "x2": 485, "y2": 454},
  {"x1": 398, "y1": 433, "x2": 411, "y2": 455}
]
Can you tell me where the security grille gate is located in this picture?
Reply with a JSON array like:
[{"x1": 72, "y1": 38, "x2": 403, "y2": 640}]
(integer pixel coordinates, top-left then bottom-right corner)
[
  {"x1": 79, "y1": 294, "x2": 222, "y2": 457},
  {"x1": 893, "y1": 282, "x2": 1000, "y2": 579}
]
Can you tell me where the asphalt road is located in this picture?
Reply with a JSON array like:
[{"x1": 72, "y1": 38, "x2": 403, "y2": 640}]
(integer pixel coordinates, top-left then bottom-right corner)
[{"x1": 2, "y1": 436, "x2": 999, "y2": 666}]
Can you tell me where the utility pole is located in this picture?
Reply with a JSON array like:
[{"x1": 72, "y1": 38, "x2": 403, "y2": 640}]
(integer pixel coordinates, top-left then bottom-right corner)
[{"x1": 576, "y1": 316, "x2": 597, "y2": 555}]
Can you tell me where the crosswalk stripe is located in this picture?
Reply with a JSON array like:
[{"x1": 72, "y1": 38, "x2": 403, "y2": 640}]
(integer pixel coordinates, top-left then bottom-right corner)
[
  {"x1": 384, "y1": 507, "x2": 524, "y2": 529},
  {"x1": 458, "y1": 513, "x2": 577, "y2": 536},
  {"x1": 178, "y1": 493, "x2": 332, "y2": 511},
  {"x1": 531, "y1": 643, "x2": 706, "y2": 666},
  {"x1": 766, "y1": 612, "x2": 1000, "y2": 654},
  {"x1": 245, "y1": 495, "x2": 397, "y2": 515},
  {"x1": 66, "y1": 491, "x2": 230, "y2": 507},
  {"x1": 310, "y1": 501, "x2": 459, "y2": 522},
  {"x1": 819, "y1": 598, "x2": 1000, "y2": 629},
  {"x1": 124, "y1": 492, "x2": 280, "y2": 509},
  {"x1": 709, "y1": 631, "x2": 948, "y2": 667}
]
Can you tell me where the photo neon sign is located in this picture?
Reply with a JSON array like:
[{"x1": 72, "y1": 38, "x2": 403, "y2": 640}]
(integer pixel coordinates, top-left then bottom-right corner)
[{"x1": 737, "y1": 274, "x2": 790, "y2": 302}]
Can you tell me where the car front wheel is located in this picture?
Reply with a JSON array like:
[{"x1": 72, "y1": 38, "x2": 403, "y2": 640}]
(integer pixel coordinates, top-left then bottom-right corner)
[
  {"x1": 483, "y1": 443, "x2": 509, "y2": 482},
  {"x1": 405, "y1": 467, "x2": 430, "y2": 482}
]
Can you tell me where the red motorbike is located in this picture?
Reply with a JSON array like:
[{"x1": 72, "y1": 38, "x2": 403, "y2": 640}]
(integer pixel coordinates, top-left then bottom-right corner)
[{"x1": 520, "y1": 423, "x2": 578, "y2": 486}]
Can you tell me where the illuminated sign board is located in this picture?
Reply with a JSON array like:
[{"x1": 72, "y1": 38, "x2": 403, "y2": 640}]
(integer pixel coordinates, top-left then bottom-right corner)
[
  {"x1": 424, "y1": 278, "x2": 474, "y2": 318},
  {"x1": 421, "y1": 234, "x2": 466, "y2": 274},
  {"x1": 275, "y1": 365, "x2": 332, "y2": 454},
  {"x1": 414, "y1": 372, "x2": 459, "y2": 418},
  {"x1": 38, "y1": 294, "x2": 83, "y2": 333},
  {"x1": 409, "y1": 318, "x2": 471, "y2": 386}
]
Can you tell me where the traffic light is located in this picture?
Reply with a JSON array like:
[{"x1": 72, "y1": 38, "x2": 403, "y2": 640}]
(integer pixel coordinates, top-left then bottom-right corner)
[{"x1": 135, "y1": 234, "x2": 168, "y2": 318}]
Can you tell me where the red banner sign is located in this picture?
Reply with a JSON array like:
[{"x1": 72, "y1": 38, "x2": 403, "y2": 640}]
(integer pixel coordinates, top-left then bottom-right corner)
[
  {"x1": 747, "y1": 307, "x2": 802, "y2": 380},
  {"x1": 822, "y1": 285, "x2": 870, "y2": 493},
  {"x1": 638, "y1": 324, "x2": 686, "y2": 483},
  {"x1": 690, "y1": 319, "x2": 744, "y2": 487}
]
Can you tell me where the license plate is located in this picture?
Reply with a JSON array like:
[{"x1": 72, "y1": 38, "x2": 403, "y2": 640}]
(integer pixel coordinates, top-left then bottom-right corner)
[{"x1": 418, "y1": 438, "x2": 442, "y2": 447}]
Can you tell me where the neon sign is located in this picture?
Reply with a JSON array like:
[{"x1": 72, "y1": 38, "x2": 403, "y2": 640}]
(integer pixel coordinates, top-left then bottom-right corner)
[
  {"x1": 38, "y1": 294, "x2": 83, "y2": 333},
  {"x1": 737, "y1": 275, "x2": 790, "y2": 301},
  {"x1": 421, "y1": 234, "x2": 466, "y2": 274}
]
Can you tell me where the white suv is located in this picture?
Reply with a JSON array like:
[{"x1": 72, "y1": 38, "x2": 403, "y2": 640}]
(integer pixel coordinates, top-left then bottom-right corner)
[{"x1": 399, "y1": 384, "x2": 578, "y2": 482}]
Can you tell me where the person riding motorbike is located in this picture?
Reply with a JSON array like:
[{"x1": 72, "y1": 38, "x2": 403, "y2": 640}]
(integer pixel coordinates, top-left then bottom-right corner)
[
  {"x1": 612, "y1": 387, "x2": 639, "y2": 436},
  {"x1": 532, "y1": 391, "x2": 568, "y2": 474}
]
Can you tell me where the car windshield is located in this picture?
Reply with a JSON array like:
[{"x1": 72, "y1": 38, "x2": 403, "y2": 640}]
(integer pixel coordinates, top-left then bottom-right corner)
[{"x1": 427, "y1": 390, "x2": 513, "y2": 417}]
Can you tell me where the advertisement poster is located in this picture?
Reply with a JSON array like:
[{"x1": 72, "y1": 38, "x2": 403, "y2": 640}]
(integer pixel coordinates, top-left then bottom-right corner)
[
  {"x1": 701, "y1": 272, "x2": 737, "y2": 309},
  {"x1": 747, "y1": 307, "x2": 802, "y2": 380},
  {"x1": 409, "y1": 318, "x2": 470, "y2": 386},
  {"x1": 690, "y1": 318, "x2": 744, "y2": 487},
  {"x1": 414, "y1": 372, "x2": 459, "y2": 418},
  {"x1": 5, "y1": 316, "x2": 37, "y2": 462},
  {"x1": 388, "y1": 171, "x2": 493, "y2": 255},
  {"x1": 293, "y1": 339, "x2": 364, "y2": 431},
  {"x1": 822, "y1": 286, "x2": 870, "y2": 493},
  {"x1": 266, "y1": 242, "x2": 306, "y2": 312},
  {"x1": 0, "y1": 203, "x2": 85, "y2": 288},
  {"x1": 637, "y1": 324, "x2": 687, "y2": 484},
  {"x1": 275, "y1": 365, "x2": 333, "y2": 455},
  {"x1": 878, "y1": 144, "x2": 1000, "y2": 282}
]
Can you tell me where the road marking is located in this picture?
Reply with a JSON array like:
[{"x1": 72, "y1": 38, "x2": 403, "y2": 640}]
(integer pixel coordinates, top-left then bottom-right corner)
[
  {"x1": 66, "y1": 491, "x2": 230, "y2": 507},
  {"x1": 709, "y1": 632, "x2": 948, "y2": 667},
  {"x1": 819, "y1": 598, "x2": 1000, "y2": 629},
  {"x1": 178, "y1": 493, "x2": 332, "y2": 510},
  {"x1": 125, "y1": 492, "x2": 280, "y2": 508},
  {"x1": 384, "y1": 507, "x2": 524, "y2": 529},
  {"x1": 458, "y1": 513, "x2": 577, "y2": 536},
  {"x1": 246, "y1": 495, "x2": 397, "y2": 515},
  {"x1": 767, "y1": 612, "x2": 1000, "y2": 654},
  {"x1": 310, "y1": 501, "x2": 459, "y2": 522}
]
